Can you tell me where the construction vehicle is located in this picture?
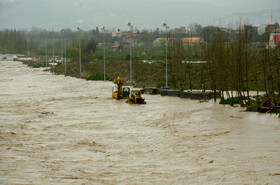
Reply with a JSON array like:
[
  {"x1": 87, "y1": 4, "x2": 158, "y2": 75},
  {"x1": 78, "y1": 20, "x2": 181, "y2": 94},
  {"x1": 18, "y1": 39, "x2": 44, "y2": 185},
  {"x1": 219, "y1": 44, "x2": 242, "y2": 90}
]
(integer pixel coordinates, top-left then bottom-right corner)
[{"x1": 112, "y1": 77, "x2": 146, "y2": 104}]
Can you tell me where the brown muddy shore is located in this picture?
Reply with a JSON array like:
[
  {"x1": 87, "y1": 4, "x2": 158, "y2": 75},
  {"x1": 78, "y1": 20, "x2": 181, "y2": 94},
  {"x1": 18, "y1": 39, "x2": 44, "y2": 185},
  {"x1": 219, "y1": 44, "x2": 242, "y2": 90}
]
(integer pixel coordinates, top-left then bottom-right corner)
[{"x1": 0, "y1": 60, "x2": 280, "y2": 184}]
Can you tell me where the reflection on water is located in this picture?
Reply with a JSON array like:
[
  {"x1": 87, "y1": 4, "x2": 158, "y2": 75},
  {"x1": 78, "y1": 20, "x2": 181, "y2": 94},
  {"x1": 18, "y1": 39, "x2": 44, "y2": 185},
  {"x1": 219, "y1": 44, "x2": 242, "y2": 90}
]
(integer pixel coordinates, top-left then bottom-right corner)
[{"x1": 0, "y1": 61, "x2": 280, "y2": 184}]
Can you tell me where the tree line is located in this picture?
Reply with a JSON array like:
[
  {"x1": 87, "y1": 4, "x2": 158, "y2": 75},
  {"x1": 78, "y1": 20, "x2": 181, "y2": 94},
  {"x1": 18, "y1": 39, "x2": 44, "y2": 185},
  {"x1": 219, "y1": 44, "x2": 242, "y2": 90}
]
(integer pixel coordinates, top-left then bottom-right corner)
[
  {"x1": 0, "y1": 29, "x2": 28, "y2": 54},
  {"x1": 167, "y1": 26, "x2": 280, "y2": 110}
]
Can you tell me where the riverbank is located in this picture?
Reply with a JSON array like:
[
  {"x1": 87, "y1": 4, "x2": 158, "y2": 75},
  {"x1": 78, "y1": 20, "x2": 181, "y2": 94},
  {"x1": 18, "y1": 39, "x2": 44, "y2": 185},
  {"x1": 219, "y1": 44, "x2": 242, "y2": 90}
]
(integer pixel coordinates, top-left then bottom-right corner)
[
  {"x1": 22, "y1": 59, "x2": 279, "y2": 91},
  {"x1": 21, "y1": 60, "x2": 280, "y2": 115}
]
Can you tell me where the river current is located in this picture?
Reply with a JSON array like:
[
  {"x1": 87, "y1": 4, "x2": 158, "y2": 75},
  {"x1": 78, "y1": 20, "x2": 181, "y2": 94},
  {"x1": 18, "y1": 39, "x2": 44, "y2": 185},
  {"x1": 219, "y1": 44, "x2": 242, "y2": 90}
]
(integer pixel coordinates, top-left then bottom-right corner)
[{"x1": 0, "y1": 61, "x2": 279, "y2": 184}]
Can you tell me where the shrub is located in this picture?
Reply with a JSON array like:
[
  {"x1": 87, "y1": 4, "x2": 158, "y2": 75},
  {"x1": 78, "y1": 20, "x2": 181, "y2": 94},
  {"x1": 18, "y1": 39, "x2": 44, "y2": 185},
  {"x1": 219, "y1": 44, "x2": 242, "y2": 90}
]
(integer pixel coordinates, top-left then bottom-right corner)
[
  {"x1": 246, "y1": 105, "x2": 258, "y2": 112},
  {"x1": 219, "y1": 96, "x2": 252, "y2": 105},
  {"x1": 87, "y1": 74, "x2": 108, "y2": 81}
]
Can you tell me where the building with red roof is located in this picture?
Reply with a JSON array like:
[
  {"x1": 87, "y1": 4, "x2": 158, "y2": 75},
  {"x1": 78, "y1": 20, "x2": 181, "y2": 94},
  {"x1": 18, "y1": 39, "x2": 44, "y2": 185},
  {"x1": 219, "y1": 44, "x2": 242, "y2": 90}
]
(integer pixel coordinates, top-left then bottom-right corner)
[
  {"x1": 153, "y1": 37, "x2": 204, "y2": 47},
  {"x1": 181, "y1": 37, "x2": 204, "y2": 44},
  {"x1": 269, "y1": 33, "x2": 280, "y2": 48},
  {"x1": 112, "y1": 30, "x2": 139, "y2": 37}
]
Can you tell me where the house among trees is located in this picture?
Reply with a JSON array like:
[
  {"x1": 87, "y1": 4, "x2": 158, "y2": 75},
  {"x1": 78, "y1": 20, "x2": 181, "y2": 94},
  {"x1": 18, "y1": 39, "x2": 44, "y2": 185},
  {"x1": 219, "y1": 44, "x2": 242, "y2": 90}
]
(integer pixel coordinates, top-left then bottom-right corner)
[
  {"x1": 181, "y1": 37, "x2": 204, "y2": 44},
  {"x1": 153, "y1": 37, "x2": 204, "y2": 47},
  {"x1": 265, "y1": 22, "x2": 280, "y2": 33},
  {"x1": 269, "y1": 33, "x2": 280, "y2": 48},
  {"x1": 112, "y1": 30, "x2": 128, "y2": 37},
  {"x1": 112, "y1": 45, "x2": 122, "y2": 52},
  {"x1": 234, "y1": 25, "x2": 258, "y2": 42},
  {"x1": 112, "y1": 30, "x2": 139, "y2": 37},
  {"x1": 219, "y1": 27, "x2": 234, "y2": 33},
  {"x1": 173, "y1": 27, "x2": 187, "y2": 34},
  {"x1": 152, "y1": 38, "x2": 165, "y2": 46}
]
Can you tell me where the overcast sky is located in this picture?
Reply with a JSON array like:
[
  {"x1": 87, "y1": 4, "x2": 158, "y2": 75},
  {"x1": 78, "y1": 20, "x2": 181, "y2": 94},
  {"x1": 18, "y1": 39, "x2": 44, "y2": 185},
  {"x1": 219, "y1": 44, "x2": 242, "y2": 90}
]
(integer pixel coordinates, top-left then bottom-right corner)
[{"x1": 0, "y1": 0, "x2": 279, "y2": 31}]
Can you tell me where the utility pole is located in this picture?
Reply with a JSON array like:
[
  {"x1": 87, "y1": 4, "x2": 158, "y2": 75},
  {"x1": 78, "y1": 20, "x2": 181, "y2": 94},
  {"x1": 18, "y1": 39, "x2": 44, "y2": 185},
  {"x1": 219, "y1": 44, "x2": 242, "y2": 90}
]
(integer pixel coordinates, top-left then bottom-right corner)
[
  {"x1": 44, "y1": 29, "x2": 48, "y2": 68},
  {"x1": 64, "y1": 31, "x2": 67, "y2": 74},
  {"x1": 26, "y1": 35, "x2": 30, "y2": 66},
  {"x1": 61, "y1": 29, "x2": 66, "y2": 75},
  {"x1": 163, "y1": 23, "x2": 169, "y2": 88},
  {"x1": 52, "y1": 29, "x2": 54, "y2": 74},
  {"x1": 101, "y1": 27, "x2": 106, "y2": 81},
  {"x1": 77, "y1": 27, "x2": 81, "y2": 77},
  {"x1": 128, "y1": 22, "x2": 133, "y2": 87},
  {"x1": 27, "y1": 38, "x2": 30, "y2": 57}
]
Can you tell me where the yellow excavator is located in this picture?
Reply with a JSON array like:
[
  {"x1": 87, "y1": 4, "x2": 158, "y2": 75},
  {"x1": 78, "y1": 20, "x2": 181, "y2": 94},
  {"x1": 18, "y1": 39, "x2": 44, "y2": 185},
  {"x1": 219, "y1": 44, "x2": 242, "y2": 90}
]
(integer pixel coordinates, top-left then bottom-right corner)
[{"x1": 112, "y1": 77, "x2": 146, "y2": 104}]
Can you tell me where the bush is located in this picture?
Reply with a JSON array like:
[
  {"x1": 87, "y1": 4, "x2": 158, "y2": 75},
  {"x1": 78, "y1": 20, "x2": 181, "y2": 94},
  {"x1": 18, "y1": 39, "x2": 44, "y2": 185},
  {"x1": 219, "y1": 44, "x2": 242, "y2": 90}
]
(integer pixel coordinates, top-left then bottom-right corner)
[
  {"x1": 32, "y1": 63, "x2": 43, "y2": 68},
  {"x1": 87, "y1": 74, "x2": 108, "y2": 81},
  {"x1": 219, "y1": 96, "x2": 252, "y2": 105},
  {"x1": 23, "y1": 61, "x2": 46, "y2": 68},
  {"x1": 157, "y1": 83, "x2": 165, "y2": 88},
  {"x1": 246, "y1": 105, "x2": 258, "y2": 112}
]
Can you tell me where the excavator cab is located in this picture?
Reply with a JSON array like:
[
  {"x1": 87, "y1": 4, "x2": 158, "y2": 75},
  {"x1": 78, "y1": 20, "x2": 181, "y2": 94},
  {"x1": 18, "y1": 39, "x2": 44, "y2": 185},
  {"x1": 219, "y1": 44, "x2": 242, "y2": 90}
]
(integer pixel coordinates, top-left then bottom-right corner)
[{"x1": 123, "y1": 87, "x2": 130, "y2": 98}]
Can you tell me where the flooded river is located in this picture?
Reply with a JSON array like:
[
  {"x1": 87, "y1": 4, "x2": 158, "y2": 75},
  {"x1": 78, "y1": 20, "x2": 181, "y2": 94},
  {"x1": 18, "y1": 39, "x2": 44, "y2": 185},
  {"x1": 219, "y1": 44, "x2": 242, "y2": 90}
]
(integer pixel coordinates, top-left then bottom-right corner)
[{"x1": 0, "y1": 61, "x2": 280, "y2": 184}]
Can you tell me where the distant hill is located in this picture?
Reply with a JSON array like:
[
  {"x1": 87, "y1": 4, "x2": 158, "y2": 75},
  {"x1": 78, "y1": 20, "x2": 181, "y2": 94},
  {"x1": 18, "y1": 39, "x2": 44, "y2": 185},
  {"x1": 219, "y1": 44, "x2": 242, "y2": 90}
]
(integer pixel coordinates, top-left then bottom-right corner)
[
  {"x1": 217, "y1": 8, "x2": 280, "y2": 28},
  {"x1": 0, "y1": 0, "x2": 279, "y2": 30}
]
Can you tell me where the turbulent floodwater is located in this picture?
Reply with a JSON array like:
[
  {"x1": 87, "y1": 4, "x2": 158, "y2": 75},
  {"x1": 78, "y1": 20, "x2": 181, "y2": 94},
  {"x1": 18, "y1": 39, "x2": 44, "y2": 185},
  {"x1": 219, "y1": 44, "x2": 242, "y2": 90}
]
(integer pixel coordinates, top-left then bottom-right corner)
[{"x1": 0, "y1": 61, "x2": 280, "y2": 185}]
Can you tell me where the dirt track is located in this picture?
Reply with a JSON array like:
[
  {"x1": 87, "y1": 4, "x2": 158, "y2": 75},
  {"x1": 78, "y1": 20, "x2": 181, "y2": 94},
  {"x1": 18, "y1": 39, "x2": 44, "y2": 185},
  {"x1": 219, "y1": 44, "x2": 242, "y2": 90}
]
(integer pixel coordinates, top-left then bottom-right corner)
[{"x1": 0, "y1": 61, "x2": 280, "y2": 184}]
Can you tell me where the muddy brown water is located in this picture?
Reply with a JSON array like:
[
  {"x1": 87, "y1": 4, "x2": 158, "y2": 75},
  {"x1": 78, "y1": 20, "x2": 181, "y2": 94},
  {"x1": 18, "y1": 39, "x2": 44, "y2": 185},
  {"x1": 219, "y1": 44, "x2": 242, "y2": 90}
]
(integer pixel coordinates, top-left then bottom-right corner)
[{"x1": 0, "y1": 61, "x2": 280, "y2": 185}]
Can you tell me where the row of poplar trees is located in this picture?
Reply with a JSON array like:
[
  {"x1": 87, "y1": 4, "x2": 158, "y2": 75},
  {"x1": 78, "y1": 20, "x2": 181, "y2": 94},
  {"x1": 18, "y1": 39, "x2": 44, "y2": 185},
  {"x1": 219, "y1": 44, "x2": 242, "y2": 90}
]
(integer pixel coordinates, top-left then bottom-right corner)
[{"x1": 167, "y1": 27, "x2": 280, "y2": 107}]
